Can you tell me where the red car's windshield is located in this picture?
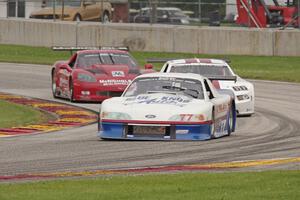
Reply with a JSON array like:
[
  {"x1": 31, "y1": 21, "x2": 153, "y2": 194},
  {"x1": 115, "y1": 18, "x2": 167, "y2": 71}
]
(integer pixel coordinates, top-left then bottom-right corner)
[{"x1": 76, "y1": 53, "x2": 139, "y2": 68}]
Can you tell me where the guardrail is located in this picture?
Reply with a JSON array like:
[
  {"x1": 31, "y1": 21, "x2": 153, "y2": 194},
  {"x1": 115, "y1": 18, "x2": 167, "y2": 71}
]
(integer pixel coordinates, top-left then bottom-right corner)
[{"x1": 0, "y1": 18, "x2": 300, "y2": 56}]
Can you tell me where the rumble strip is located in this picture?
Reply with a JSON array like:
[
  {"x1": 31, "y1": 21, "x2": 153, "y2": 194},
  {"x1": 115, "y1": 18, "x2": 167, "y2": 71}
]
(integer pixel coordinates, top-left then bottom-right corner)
[
  {"x1": 0, "y1": 93, "x2": 97, "y2": 137},
  {"x1": 1, "y1": 157, "x2": 300, "y2": 181}
]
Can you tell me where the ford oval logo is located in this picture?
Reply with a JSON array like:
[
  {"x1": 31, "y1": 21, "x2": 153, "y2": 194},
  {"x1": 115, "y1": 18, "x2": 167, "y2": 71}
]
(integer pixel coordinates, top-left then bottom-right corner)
[{"x1": 145, "y1": 114, "x2": 156, "y2": 119}]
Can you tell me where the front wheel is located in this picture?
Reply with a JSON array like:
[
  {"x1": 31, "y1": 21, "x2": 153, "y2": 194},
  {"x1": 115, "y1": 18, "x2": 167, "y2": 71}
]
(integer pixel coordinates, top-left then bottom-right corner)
[
  {"x1": 210, "y1": 109, "x2": 216, "y2": 139},
  {"x1": 101, "y1": 12, "x2": 110, "y2": 23},
  {"x1": 74, "y1": 14, "x2": 81, "y2": 22},
  {"x1": 69, "y1": 79, "x2": 75, "y2": 102},
  {"x1": 52, "y1": 74, "x2": 58, "y2": 98},
  {"x1": 228, "y1": 102, "x2": 236, "y2": 135}
]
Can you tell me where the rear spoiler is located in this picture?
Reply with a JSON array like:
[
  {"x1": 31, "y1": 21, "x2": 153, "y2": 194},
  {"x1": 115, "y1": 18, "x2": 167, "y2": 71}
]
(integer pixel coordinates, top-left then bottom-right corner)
[
  {"x1": 146, "y1": 58, "x2": 231, "y2": 64},
  {"x1": 52, "y1": 46, "x2": 129, "y2": 54},
  {"x1": 207, "y1": 75, "x2": 237, "y2": 82},
  {"x1": 146, "y1": 58, "x2": 179, "y2": 63}
]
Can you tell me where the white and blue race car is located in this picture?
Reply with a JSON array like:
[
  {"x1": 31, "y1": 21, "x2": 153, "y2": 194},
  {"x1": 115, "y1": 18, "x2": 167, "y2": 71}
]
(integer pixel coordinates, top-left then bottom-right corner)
[
  {"x1": 98, "y1": 72, "x2": 236, "y2": 141},
  {"x1": 159, "y1": 58, "x2": 254, "y2": 116}
]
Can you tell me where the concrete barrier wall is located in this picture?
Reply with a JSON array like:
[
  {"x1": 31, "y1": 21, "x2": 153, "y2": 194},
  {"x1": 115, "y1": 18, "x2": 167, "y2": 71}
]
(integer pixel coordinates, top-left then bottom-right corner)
[{"x1": 0, "y1": 18, "x2": 300, "y2": 56}]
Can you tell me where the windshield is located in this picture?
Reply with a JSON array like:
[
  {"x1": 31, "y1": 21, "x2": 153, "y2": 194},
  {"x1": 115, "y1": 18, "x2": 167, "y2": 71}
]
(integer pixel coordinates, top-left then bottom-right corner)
[
  {"x1": 45, "y1": 0, "x2": 81, "y2": 7},
  {"x1": 76, "y1": 53, "x2": 139, "y2": 68},
  {"x1": 169, "y1": 65, "x2": 233, "y2": 76},
  {"x1": 168, "y1": 10, "x2": 186, "y2": 17},
  {"x1": 124, "y1": 77, "x2": 204, "y2": 99}
]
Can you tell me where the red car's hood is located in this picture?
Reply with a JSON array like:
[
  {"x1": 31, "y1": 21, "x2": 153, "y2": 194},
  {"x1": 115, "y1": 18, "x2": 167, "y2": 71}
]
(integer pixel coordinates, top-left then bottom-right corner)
[{"x1": 84, "y1": 64, "x2": 139, "y2": 77}]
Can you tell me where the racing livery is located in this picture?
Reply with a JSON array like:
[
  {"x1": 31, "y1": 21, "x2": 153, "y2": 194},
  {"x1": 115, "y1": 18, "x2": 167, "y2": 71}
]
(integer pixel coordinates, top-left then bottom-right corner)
[
  {"x1": 98, "y1": 73, "x2": 236, "y2": 141},
  {"x1": 160, "y1": 58, "x2": 254, "y2": 116},
  {"x1": 51, "y1": 47, "x2": 154, "y2": 102}
]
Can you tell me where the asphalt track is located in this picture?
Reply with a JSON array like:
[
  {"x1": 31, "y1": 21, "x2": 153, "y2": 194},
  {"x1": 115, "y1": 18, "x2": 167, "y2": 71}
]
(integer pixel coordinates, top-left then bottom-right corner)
[{"x1": 0, "y1": 63, "x2": 300, "y2": 178}]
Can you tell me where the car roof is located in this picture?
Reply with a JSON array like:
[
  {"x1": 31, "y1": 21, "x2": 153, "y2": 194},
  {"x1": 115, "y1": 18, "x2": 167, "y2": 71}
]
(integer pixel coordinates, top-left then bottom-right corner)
[
  {"x1": 141, "y1": 7, "x2": 182, "y2": 11},
  {"x1": 165, "y1": 58, "x2": 228, "y2": 65},
  {"x1": 137, "y1": 72, "x2": 206, "y2": 81}
]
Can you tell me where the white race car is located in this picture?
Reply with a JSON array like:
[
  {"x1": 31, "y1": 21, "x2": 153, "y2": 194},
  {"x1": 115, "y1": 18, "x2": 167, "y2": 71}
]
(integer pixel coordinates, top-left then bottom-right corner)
[
  {"x1": 98, "y1": 72, "x2": 236, "y2": 141},
  {"x1": 159, "y1": 58, "x2": 254, "y2": 116}
]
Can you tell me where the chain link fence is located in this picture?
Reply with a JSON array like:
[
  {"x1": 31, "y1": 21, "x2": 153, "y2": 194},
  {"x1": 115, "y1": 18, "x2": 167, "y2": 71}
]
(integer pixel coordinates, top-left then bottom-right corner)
[{"x1": 0, "y1": 0, "x2": 299, "y2": 29}]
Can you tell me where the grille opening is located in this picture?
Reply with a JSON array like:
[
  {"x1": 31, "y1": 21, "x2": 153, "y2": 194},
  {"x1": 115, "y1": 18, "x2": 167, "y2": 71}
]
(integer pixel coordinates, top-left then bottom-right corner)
[
  {"x1": 96, "y1": 91, "x2": 123, "y2": 97},
  {"x1": 125, "y1": 125, "x2": 175, "y2": 139}
]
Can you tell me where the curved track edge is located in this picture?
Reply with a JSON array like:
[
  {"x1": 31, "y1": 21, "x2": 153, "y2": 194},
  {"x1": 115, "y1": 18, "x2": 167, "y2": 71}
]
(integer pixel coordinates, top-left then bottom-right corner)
[
  {"x1": 1, "y1": 157, "x2": 300, "y2": 181},
  {"x1": 0, "y1": 92, "x2": 98, "y2": 137}
]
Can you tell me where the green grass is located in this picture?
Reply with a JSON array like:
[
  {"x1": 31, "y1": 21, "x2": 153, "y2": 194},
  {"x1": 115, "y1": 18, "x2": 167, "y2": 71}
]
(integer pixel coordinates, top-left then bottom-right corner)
[
  {"x1": 1, "y1": 171, "x2": 300, "y2": 200},
  {"x1": 0, "y1": 44, "x2": 300, "y2": 82},
  {"x1": 0, "y1": 100, "x2": 48, "y2": 128}
]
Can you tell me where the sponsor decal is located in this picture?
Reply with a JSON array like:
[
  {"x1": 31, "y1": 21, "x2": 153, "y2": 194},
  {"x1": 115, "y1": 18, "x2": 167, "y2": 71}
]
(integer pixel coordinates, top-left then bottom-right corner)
[
  {"x1": 215, "y1": 119, "x2": 227, "y2": 136},
  {"x1": 59, "y1": 77, "x2": 68, "y2": 87},
  {"x1": 112, "y1": 71, "x2": 125, "y2": 77},
  {"x1": 216, "y1": 103, "x2": 229, "y2": 113},
  {"x1": 124, "y1": 95, "x2": 191, "y2": 107},
  {"x1": 145, "y1": 114, "x2": 156, "y2": 119},
  {"x1": 176, "y1": 129, "x2": 189, "y2": 134},
  {"x1": 99, "y1": 79, "x2": 131, "y2": 86}
]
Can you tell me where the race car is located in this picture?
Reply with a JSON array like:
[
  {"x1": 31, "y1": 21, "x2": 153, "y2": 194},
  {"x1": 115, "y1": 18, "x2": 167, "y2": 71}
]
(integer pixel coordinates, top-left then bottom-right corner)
[
  {"x1": 51, "y1": 47, "x2": 154, "y2": 102},
  {"x1": 158, "y1": 58, "x2": 254, "y2": 116},
  {"x1": 98, "y1": 72, "x2": 236, "y2": 141}
]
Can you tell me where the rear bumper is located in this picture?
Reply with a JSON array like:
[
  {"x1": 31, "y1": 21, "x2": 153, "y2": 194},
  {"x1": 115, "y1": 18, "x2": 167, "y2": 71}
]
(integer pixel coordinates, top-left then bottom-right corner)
[{"x1": 98, "y1": 122, "x2": 212, "y2": 141}]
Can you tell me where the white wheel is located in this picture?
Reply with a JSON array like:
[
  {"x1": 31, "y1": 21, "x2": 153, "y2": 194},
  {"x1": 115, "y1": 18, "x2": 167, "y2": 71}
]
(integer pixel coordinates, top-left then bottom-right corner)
[
  {"x1": 102, "y1": 12, "x2": 110, "y2": 23},
  {"x1": 74, "y1": 14, "x2": 81, "y2": 22}
]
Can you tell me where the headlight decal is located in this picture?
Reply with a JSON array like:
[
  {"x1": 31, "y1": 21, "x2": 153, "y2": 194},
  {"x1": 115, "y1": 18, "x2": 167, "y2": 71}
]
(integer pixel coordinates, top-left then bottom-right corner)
[
  {"x1": 233, "y1": 86, "x2": 248, "y2": 91},
  {"x1": 101, "y1": 112, "x2": 131, "y2": 120},
  {"x1": 77, "y1": 73, "x2": 96, "y2": 82},
  {"x1": 237, "y1": 94, "x2": 250, "y2": 101}
]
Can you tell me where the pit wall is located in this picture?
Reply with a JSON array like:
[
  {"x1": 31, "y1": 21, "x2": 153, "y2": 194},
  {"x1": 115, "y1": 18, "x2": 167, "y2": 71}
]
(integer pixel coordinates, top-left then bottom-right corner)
[{"x1": 0, "y1": 18, "x2": 299, "y2": 56}]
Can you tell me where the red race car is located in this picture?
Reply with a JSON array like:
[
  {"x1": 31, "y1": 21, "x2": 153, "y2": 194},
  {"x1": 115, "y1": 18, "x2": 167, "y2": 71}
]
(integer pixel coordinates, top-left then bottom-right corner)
[{"x1": 51, "y1": 47, "x2": 154, "y2": 102}]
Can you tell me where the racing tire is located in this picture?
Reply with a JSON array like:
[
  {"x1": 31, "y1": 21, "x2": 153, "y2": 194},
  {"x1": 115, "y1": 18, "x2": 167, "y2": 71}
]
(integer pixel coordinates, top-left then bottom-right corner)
[
  {"x1": 69, "y1": 79, "x2": 75, "y2": 102},
  {"x1": 74, "y1": 14, "x2": 81, "y2": 22},
  {"x1": 51, "y1": 73, "x2": 58, "y2": 98},
  {"x1": 101, "y1": 11, "x2": 110, "y2": 23},
  {"x1": 227, "y1": 105, "x2": 234, "y2": 136},
  {"x1": 210, "y1": 109, "x2": 216, "y2": 139}
]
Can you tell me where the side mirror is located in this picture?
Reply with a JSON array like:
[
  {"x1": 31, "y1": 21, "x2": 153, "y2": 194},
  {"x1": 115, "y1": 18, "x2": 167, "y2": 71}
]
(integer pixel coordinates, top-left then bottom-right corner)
[
  {"x1": 144, "y1": 64, "x2": 154, "y2": 70},
  {"x1": 206, "y1": 91, "x2": 211, "y2": 99},
  {"x1": 61, "y1": 63, "x2": 72, "y2": 71}
]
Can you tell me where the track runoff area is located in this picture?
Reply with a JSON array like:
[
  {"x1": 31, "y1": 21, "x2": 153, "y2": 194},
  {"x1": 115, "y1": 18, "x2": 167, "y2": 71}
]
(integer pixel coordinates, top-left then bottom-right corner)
[{"x1": 0, "y1": 57, "x2": 300, "y2": 182}]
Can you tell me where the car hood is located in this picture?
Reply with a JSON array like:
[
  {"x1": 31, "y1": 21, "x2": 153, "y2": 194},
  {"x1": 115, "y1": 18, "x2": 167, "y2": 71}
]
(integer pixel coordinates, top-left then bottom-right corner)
[
  {"x1": 77, "y1": 64, "x2": 138, "y2": 87},
  {"x1": 101, "y1": 93, "x2": 212, "y2": 122},
  {"x1": 85, "y1": 64, "x2": 138, "y2": 78}
]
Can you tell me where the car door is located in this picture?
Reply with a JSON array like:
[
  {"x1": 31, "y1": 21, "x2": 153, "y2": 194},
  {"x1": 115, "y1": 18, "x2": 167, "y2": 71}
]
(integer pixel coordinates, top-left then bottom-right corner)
[
  {"x1": 81, "y1": 0, "x2": 99, "y2": 21},
  {"x1": 204, "y1": 78, "x2": 230, "y2": 137}
]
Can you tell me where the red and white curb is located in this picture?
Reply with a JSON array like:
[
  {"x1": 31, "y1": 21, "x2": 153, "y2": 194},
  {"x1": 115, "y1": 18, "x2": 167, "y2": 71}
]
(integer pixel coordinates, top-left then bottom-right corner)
[
  {"x1": 1, "y1": 157, "x2": 300, "y2": 181},
  {"x1": 0, "y1": 92, "x2": 98, "y2": 137}
]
